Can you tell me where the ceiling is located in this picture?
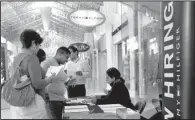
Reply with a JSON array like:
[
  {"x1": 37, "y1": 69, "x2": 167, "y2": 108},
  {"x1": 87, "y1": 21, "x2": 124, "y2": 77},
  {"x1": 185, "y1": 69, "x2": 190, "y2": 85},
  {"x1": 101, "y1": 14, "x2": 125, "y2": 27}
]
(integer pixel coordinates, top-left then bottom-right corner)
[
  {"x1": 139, "y1": 2, "x2": 161, "y2": 13},
  {"x1": 1, "y1": 1, "x2": 160, "y2": 55},
  {"x1": 1, "y1": 1, "x2": 103, "y2": 48}
]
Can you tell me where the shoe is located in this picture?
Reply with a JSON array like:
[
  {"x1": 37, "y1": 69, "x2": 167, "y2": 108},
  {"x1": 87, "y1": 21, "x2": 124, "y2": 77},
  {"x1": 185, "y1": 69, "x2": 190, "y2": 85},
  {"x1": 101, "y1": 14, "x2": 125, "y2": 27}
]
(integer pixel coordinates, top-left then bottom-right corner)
[{"x1": 135, "y1": 100, "x2": 147, "y2": 114}]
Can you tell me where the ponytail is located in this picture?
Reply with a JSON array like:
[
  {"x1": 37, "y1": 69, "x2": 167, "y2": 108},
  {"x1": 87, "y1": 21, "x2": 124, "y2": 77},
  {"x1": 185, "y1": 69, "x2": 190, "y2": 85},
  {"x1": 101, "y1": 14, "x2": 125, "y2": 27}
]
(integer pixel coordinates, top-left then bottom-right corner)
[{"x1": 120, "y1": 77, "x2": 125, "y2": 83}]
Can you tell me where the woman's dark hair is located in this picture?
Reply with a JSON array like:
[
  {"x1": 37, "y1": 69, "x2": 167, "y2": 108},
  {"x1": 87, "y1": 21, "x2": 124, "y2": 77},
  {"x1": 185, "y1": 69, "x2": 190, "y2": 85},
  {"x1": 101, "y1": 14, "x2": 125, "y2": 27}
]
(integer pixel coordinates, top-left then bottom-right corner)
[
  {"x1": 37, "y1": 49, "x2": 46, "y2": 63},
  {"x1": 68, "y1": 46, "x2": 79, "y2": 55},
  {"x1": 20, "y1": 29, "x2": 43, "y2": 48},
  {"x1": 106, "y1": 67, "x2": 125, "y2": 83}
]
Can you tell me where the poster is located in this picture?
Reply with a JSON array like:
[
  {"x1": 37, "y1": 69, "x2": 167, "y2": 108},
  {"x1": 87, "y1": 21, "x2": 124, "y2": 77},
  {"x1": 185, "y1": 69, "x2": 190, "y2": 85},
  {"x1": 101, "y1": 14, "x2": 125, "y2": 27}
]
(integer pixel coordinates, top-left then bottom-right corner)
[{"x1": 162, "y1": 2, "x2": 182, "y2": 119}]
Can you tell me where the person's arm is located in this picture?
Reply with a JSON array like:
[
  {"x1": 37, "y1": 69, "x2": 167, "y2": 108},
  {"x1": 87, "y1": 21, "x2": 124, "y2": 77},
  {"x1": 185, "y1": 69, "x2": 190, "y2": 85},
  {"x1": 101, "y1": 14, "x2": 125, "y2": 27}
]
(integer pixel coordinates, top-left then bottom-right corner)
[
  {"x1": 96, "y1": 83, "x2": 120, "y2": 105},
  {"x1": 41, "y1": 67, "x2": 46, "y2": 79},
  {"x1": 28, "y1": 56, "x2": 50, "y2": 90},
  {"x1": 64, "y1": 62, "x2": 70, "y2": 85},
  {"x1": 41, "y1": 60, "x2": 50, "y2": 76}
]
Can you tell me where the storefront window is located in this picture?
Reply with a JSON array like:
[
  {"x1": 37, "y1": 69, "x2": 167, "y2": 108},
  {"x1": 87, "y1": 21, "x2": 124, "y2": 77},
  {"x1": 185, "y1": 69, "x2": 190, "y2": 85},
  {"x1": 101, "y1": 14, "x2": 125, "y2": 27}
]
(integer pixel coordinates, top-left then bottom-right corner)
[{"x1": 118, "y1": 2, "x2": 162, "y2": 101}]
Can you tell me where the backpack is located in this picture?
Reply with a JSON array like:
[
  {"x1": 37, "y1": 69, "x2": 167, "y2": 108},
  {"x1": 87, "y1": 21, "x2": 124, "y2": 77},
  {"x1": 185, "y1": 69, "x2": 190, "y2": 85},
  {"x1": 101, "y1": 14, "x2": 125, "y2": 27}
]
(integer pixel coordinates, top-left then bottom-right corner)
[{"x1": 1, "y1": 53, "x2": 35, "y2": 107}]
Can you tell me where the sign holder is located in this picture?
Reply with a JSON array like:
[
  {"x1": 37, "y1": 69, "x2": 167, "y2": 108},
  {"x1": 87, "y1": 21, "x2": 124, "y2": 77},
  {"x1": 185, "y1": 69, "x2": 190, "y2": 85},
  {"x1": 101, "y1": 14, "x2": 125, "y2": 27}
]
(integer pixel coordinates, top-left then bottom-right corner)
[
  {"x1": 162, "y1": 1, "x2": 195, "y2": 119},
  {"x1": 69, "y1": 43, "x2": 90, "y2": 52}
]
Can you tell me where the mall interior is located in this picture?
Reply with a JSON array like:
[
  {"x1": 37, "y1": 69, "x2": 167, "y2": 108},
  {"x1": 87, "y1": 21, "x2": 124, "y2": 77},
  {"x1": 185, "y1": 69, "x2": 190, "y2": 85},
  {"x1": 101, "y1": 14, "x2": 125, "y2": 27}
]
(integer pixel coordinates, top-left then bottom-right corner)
[{"x1": 1, "y1": 1, "x2": 194, "y2": 119}]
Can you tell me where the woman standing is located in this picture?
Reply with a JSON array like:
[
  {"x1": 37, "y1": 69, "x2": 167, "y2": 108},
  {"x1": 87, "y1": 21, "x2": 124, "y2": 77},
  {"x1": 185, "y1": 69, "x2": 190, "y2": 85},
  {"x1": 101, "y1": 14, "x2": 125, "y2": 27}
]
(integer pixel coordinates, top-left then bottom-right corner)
[{"x1": 10, "y1": 29, "x2": 54, "y2": 119}]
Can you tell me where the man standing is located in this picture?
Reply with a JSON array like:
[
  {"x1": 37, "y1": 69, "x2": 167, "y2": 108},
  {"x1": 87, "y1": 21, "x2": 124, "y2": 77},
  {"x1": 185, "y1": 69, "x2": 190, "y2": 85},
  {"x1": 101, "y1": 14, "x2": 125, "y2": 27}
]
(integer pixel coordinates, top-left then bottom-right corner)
[
  {"x1": 41, "y1": 47, "x2": 70, "y2": 74},
  {"x1": 65, "y1": 46, "x2": 89, "y2": 98},
  {"x1": 41, "y1": 46, "x2": 70, "y2": 119}
]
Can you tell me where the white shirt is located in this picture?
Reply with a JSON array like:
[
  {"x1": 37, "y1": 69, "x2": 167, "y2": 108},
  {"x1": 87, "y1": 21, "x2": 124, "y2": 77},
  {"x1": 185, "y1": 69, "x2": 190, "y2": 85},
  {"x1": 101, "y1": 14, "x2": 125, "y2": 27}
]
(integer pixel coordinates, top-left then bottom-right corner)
[
  {"x1": 65, "y1": 57, "x2": 90, "y2": 85},
  {"x1": 41, "y1": 57, "x2": 67, "y2": 101}
]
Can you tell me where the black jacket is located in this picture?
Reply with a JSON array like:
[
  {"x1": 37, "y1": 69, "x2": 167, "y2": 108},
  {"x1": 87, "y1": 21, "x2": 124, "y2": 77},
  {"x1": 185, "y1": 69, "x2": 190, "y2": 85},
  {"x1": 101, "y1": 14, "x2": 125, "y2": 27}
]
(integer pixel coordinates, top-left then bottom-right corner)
[{"x1": 96, "y1": 79, "x2": 135, "y2": 109}]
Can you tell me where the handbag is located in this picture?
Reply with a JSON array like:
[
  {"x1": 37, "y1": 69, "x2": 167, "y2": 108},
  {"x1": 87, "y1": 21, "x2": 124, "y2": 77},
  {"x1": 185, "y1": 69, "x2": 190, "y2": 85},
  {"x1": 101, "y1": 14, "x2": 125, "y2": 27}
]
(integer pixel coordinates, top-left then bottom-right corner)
[{"x1": 2, "y1": 54, "x2": 35, "y2": 107}]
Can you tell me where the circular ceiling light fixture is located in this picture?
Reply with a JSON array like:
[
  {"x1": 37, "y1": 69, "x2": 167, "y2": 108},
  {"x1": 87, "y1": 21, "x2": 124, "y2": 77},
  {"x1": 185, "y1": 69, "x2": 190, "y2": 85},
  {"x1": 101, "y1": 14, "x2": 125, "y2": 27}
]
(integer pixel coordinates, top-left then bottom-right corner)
[{"x1": 68, "y1": 9, "x2": 106, "y2": 27}]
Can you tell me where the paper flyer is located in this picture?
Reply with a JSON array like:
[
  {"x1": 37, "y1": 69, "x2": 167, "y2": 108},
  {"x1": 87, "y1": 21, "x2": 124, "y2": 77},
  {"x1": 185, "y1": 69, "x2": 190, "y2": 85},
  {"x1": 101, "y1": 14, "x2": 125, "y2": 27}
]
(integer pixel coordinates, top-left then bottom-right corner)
[
  {"x1": 46, "y1": 66, "x2": 63, "y2": 77},
  {"x1": 46, "y1": 65, "x2": 68, "y2": 82}
]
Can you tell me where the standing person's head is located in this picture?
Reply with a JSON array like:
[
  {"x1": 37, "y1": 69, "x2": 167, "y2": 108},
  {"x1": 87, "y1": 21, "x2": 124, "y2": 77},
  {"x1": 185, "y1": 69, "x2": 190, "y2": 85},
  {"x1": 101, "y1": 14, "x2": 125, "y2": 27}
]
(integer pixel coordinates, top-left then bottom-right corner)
[
  {"x1": 20, "y1": 29, "x2": 43, "y2": 54},
  {"x1": 55, "y1": 47, "x2": 70, "y2": 65},
  {"x1": 37, "y1": 49, "x2": 46, "y2": 63},
  {"x1": 106, "y1": 67, "x2": 125, "y2": 84},
  {"x1": 68, "y1": 46, "x2": 79, "y2": 61}
]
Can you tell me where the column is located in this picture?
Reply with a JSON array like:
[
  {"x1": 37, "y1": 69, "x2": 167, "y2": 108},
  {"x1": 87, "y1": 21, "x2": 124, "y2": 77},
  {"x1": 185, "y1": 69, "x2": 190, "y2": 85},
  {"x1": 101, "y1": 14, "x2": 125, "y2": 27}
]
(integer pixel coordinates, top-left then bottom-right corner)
[
  {"x1": 127, "y1": 3, "x2": 136, "y2": 97},
  {"x1": 103, "y1": 2, "x2": 115, "y2": 69},
  {"x1": 103, "y1": 2, "x2": 116, "y2": 91},
  {"x1": 84, "y1": 33, "x2": 96, "y2": 93},
  {"x1": 137, "y1": 5, "x2": 146, "y2": 98}
]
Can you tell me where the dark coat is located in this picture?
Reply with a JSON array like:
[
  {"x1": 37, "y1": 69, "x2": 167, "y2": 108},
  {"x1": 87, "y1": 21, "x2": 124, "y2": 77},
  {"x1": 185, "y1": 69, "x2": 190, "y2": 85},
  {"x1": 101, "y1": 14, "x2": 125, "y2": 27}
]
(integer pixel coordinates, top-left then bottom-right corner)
[{"x1": 96, "y1": 79, "x2": 135, "y2": 109}]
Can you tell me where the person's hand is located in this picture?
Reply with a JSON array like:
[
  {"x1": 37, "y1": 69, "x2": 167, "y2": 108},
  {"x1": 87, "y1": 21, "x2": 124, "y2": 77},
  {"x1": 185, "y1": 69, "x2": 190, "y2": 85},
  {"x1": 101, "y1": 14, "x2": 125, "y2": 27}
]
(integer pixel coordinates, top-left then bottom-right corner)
[
  {"x1": 95, "y1": 95, "x2": 102, "y2": 99},
  {"x1": 82, "y1": 99, "x2": 92, "y2": 104},
  {"x1": 66, "y1": 78, "x2": 77, "y2": 86},
  {"x1": 65, "y1": 98, "x2": 71, "y2": 102},
  {"x1": 91, "y1": 97, "x2": 97, "y2": 104},
  {"x1": 76, "y1": 71, "x2": 83, "y2": 76},
  {"x1": 89, "y1": 95, "x2": 101, "y2": 99},
  {"x1": 46, "y1": 73, "x2": 56, "y2": 83}
]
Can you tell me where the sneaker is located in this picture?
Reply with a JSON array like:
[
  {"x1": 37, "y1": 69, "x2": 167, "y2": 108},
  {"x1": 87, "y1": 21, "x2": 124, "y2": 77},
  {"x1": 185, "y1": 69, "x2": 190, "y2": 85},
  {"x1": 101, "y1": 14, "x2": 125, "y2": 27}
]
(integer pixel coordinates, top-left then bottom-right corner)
[{"x1": 135, "y1": 100, "x2": 147, "y2": 114}]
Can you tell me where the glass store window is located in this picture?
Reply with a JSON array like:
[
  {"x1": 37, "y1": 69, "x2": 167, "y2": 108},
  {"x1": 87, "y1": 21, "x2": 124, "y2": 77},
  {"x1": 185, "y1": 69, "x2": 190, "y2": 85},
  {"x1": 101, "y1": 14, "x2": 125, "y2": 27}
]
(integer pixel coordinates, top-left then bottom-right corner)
[
  {"x1": 118, "y1": 40, "x2": 130, "y2": 89},
  {"x1": 119, "y1": 2, "x2": 162, "y2": 102}
]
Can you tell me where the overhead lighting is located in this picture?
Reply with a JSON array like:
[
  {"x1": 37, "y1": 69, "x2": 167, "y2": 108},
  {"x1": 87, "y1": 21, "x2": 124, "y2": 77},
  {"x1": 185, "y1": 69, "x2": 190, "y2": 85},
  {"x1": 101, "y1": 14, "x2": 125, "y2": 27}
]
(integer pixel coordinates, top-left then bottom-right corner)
[
  {"x1": 68, "y1": 9, "x2": 106, "y2": 27},
  {"x1": 40, "y1": 7, "x2": 52, "y2": 31},
  {"x1": 146, "y1": 12, "x2": 149, "y2": 17}
]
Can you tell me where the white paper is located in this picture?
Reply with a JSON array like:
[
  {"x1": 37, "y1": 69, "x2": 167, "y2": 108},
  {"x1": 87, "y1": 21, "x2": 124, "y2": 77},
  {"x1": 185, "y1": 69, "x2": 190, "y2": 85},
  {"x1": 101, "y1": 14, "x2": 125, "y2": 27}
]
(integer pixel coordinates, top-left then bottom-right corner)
[
  {"x1": 67, "y1": 70, "x2": 76, "y2": 77},
  {"x1": 46, "y1": 65, "x2": 68, "y2": 82},
  {"x1": 46, "y1": 66, "x2": 63, "y2": 77}
]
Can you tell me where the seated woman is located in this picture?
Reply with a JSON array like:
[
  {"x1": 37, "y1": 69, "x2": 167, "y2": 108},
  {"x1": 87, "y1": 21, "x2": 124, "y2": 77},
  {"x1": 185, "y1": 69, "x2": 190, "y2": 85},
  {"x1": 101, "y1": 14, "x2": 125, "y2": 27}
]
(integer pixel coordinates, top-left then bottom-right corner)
[{"x1": 89, "y1": 67, "x2": 146, "y2": 114}]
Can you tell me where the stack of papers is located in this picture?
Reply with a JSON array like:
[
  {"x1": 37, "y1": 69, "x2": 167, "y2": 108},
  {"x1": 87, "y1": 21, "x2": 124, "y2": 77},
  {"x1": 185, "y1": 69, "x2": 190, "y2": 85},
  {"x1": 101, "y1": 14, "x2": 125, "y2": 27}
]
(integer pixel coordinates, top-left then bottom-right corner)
[
  {"x1": 46, "y1": 66, "x2": 63, "y2": 76},
  {"x1": 116, "y1": 108, "x2": 140, "y2": 119},
  {"x1": 69, "y1": 98, "x2": 94, "y2": 105}
]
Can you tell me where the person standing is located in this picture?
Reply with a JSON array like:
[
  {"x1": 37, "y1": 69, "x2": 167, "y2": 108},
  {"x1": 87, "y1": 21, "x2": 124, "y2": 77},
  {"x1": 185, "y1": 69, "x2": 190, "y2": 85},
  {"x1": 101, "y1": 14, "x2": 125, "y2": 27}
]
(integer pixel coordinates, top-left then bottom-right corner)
[
  {"x1": 9, "y1": 29, "x2": 53, "y2": 119},
  {"x1": 65, "y1": 46, "x2": 90, "y2": 98},
  {"x1": 37, "y1": 48, "x2": 46, "y2": 79},
  {"x1": 41, "y1": 47, "x2": 70, "y2": 119},
  {"x1": 37, "y1": 48, "x2": 46, "y2": 64}
]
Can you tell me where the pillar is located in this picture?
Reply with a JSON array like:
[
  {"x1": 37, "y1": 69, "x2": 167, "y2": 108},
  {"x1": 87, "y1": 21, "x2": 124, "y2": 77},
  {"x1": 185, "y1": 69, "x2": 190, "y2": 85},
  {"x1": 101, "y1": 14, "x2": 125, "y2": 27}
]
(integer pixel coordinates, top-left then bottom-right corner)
[
  {"x1": 137, "y1": 5, "x2": 146, "y2": 98},
  {"x1": 127, "y1": 3, "x2": 137, "y2": 98}
]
